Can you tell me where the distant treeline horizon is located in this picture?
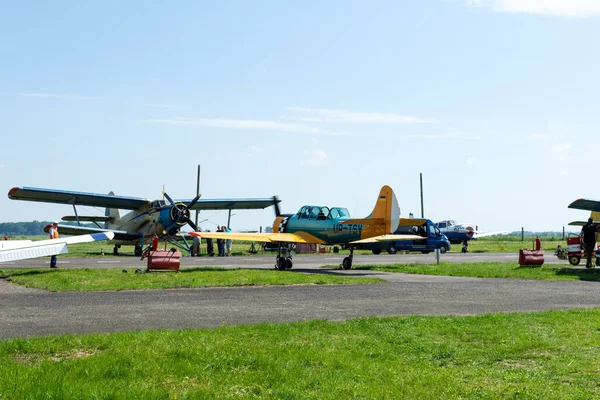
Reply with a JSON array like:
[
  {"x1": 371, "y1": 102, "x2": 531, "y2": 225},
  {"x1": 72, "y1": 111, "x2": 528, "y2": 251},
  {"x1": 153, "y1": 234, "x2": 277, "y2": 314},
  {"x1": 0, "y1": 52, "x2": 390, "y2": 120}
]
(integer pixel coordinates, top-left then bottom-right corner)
[{"x1": 0, "y1": 221, "x2": 580, "y2": 238}]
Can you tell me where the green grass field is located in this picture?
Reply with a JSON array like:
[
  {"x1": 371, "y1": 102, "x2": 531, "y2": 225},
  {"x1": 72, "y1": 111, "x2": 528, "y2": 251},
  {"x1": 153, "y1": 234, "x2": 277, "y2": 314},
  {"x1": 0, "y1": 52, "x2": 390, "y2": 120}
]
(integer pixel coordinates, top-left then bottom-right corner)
[
  {"x1": 0, "y1": 267, "x2": 381, "y2": 292},
  {"x1": 355, "y1": 262, "x2": 600, "y2": 281},
  {"x1": 1, "y1": 309, "x2": 599, "y2": 398}
]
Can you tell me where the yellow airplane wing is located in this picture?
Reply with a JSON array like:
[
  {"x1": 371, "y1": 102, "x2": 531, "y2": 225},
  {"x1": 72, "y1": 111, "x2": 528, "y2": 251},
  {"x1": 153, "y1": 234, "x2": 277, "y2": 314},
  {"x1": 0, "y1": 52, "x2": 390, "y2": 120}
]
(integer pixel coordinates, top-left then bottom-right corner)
[
  {"x1": 349, "y1": 234, "x2": 424, "y2": 244},
  {"x1": 189, "y1": 231, "x2": 324, "y2": 244}
]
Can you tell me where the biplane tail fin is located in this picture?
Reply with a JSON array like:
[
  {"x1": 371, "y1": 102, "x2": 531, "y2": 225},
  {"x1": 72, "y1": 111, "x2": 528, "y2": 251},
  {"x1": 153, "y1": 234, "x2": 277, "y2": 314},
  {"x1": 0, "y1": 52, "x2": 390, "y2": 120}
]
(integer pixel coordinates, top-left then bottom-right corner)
[{"x1": 105, "y1": 191, "x2": 120, "y2": 229}]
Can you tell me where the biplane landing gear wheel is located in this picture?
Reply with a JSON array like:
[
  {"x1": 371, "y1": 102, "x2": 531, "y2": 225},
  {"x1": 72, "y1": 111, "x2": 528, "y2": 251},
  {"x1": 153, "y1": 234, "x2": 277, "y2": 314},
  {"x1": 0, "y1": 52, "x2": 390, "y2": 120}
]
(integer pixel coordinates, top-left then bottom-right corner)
[
  {"x1": 134, "y1": 244, "x2": 142, "y2": 257},
  {"x1": 569, "y1": 255, "x2": 581, "y2": 266},
  {"x1": 113, "y1": 245, "x2": 120, "y2": 255},
  {"x1": 276, "y1": 256, "x2": 287, "y2": 270},
  {"x1": 372, "y1": 249, "x2": 382, "y2": 255},
  {"x1": 285, "y1": 257, "x2": 293, "y2": 269}
]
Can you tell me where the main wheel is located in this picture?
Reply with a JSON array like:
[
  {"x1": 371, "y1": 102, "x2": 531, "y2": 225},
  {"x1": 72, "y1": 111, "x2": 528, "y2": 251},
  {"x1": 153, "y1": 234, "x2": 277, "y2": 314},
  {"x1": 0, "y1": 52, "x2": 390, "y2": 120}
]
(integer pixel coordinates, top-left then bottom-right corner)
[
  {"x1": 276, "y1": 257, "x2": 287, "y2": 270},
  {"x1": 285, "y1": 257, "x2": 293, "y2": 269},
  {"x1": 134, "y1": 244, "x2": 142, "y2": 257},
  {"x1": 372, "y1": 249, "x2": 382, "y2": 255},
  {"x1": 387, "y1": 244, "x2": 397, "y2": 255},
  {"x1": 342, "y1": 257, "x2": 352, "y2": 270},
  {"x1": 439, "y1": 244, "x2": 448, "y2": 254},
  {"x1": 569, "y1": 255, "x2": 581, "y2": 266}
]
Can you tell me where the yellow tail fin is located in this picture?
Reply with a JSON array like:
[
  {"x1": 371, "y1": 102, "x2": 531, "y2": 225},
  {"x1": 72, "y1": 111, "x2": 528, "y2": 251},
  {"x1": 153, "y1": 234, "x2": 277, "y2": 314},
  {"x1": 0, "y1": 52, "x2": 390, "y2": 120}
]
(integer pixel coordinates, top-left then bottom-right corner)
[{"x1": 368, "y1": 185, "x2": 400, "y2": 234}]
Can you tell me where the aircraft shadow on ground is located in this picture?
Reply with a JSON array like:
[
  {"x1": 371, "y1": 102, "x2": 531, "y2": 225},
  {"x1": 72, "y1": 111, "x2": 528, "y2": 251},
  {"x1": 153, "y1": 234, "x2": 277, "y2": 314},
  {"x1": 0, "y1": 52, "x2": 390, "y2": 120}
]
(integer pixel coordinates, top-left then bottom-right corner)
[
  {"x1": 555, "y1": 268, "x2": 600, "y2": 282},
  {"x1": 180, "y1": 267, "x2": 377, "y2": 278}
]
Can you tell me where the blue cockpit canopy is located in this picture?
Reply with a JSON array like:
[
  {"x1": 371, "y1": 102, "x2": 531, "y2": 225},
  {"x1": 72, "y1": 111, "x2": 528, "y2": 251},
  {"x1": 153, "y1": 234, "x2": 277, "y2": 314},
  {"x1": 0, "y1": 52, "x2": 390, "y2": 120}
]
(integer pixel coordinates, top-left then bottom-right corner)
[{"x1": 296, "y1": 206, "x2": 350, "y2": 220}]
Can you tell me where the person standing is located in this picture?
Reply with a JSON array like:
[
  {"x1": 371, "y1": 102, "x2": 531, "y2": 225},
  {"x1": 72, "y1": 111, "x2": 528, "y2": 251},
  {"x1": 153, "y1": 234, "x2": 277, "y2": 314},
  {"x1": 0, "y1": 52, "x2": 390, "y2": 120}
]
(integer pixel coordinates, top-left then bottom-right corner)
[
  {"x1": 580, "y1": 218, "x2": 598, "y2": 268},
  {"x1": 216, "y1": 226, "x2": 225, "y2": 257},
  {"x1": 48, "y1": 221, "x2": 59, "y2": 268},
  {"x1": 205, "y1": 229, "x2": 214, "y2": 257},
  {"x1": 192, "y1": 229, "x2": 201, "y2": 257},
  {"x1": 225, "y1": 226, "x2": 233, "y2": 256}
]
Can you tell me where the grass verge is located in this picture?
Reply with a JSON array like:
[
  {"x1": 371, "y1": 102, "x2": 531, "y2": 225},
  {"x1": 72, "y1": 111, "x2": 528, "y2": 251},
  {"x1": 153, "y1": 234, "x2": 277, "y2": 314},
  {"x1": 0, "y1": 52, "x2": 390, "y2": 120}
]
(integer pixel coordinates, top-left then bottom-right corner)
[
  {"x1": 0, "y1": 267, "x2": 382, "y2": 292},
  {"x1": 354, "y1": 262, "x2": 600, "y2": 281},
  {"x1": 1, "y1": 309, "x2": 600, "y2": 398}
]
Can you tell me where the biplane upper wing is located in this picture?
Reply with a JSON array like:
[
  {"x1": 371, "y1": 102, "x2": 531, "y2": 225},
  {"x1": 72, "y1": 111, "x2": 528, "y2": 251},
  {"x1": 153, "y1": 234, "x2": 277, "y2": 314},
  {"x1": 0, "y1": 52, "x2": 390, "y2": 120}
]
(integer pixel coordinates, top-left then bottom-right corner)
[
  {"x1": 179, "y1": 198, "x2": 280, "y2": 210},
  {"x1": 8, "y1": 187, "x2": 151, "y2": 210},
  {"x1": 349, "y1": 234, "x2": 424, "y2": 244},
  {"x1": 568, "y1": 198, "x2": 600, "y2": 212},
  {"x1": 42, "y1": 224, "x2": 142, "y2": 242},
  {"x1": 0, "y1": 232, "x2": 114, "y2": 262}
]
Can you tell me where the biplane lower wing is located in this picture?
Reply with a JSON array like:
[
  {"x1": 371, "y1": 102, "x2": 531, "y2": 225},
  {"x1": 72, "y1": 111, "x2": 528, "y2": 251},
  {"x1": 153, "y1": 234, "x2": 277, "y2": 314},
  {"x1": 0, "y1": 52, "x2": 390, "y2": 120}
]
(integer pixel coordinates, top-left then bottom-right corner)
[{"x1": 0, "y1": 232, "x2": 115, "y2": 262}]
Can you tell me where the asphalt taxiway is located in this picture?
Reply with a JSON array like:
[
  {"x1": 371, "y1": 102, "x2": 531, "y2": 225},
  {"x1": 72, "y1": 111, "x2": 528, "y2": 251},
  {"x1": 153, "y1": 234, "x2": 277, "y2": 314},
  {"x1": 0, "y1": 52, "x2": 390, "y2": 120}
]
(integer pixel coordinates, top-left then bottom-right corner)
[{"x1": 2, "y1": 252, "x2": 598, "y2": 339}]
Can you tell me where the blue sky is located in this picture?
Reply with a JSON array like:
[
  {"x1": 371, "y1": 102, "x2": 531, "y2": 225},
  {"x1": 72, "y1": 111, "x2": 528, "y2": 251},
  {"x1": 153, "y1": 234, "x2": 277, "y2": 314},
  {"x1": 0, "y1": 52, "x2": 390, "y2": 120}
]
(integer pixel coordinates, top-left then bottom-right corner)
[{"x1": 1, "y1": 0, "x2": 599, "y2": 233}]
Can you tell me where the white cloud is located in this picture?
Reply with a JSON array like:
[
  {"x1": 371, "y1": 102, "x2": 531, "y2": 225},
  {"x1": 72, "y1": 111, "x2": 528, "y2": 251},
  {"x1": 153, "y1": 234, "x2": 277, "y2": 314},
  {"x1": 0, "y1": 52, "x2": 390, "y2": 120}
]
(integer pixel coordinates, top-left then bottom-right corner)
[
  {"x1": 18, "y1": 92, "x2": 98, "y2": 100},
  {"x1": 248, "y1": 145, "x2": 265, "y2": 153},
  {"x1": 532, "y1": 133, "x2": 553, "y2": 142},
  {"x1": 468, "y1": 0, "x2": 600, "y2": 18},
  {"x1": 403, "y1": 132, "x2": 483, "y2": 140},
  {"x1": 142, "y1": 103, "x2": 181, "y2": 108},
  {"x1": 287, "y1": 107, "x2": 437, "y2": 124},
  {"x1": 301, "y1": 150, "x2": 330, "y2": 166},
  {"x1": 552, "y1": 143, "x2": 572, "y2": 153},
  {"x1": 142, "y1": 117, "x2": 349, "y2": 136}
]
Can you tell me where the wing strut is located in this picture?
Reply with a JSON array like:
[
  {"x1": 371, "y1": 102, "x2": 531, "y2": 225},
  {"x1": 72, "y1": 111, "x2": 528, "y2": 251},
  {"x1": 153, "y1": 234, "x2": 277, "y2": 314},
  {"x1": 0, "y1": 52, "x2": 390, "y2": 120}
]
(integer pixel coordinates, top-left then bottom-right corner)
[{"x1": 72, "y1": 203, "x2": 80, "y2": 226}]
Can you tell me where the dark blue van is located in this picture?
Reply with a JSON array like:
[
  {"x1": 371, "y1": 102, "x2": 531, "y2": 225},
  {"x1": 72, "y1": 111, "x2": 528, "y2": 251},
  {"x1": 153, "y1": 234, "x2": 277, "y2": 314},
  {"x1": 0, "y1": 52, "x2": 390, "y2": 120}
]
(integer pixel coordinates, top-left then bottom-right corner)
[{"x1": 359, "y1": 217, "x2": 451, "y2": 255}]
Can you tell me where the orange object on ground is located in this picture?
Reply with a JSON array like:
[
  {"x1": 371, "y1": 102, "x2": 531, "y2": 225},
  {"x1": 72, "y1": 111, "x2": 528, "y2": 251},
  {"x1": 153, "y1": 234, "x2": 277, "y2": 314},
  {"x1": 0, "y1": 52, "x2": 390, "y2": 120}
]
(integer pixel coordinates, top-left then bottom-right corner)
[
  {"x1": 519, "y1": 249, "x2": 544, "y2": 266},
  {"x1": 146, "y1": 249, "x2": 181, "y2": 272}
]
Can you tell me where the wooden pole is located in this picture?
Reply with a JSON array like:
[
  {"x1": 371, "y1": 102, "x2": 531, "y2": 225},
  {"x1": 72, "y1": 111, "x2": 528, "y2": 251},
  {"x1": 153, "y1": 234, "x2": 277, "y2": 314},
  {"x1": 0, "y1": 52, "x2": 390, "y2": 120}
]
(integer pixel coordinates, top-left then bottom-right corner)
[
  {"x1": 420, "y1": 173, "x2": 424, "y2": 218},
  {"x1": 521, "y1": 227, "x2": 524, "y2": 242},
  {"x1": 194, "y1": 164, "x2": 200, "y2": 229}
]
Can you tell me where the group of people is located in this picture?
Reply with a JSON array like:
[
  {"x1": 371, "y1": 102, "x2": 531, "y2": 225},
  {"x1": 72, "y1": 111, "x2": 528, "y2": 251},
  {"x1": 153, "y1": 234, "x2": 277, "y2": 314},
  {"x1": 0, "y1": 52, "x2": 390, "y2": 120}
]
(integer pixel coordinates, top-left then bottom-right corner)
[{"x1": 190, "y1": 226, "x2": 233, "y2": 257}]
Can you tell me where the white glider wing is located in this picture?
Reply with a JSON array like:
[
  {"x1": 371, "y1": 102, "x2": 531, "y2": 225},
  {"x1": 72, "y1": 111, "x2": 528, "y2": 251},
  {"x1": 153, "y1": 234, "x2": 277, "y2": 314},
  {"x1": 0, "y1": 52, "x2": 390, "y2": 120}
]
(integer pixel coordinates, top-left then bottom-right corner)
[{"x1": 0, "y1": 232, "x2": 114, "y2": 263}]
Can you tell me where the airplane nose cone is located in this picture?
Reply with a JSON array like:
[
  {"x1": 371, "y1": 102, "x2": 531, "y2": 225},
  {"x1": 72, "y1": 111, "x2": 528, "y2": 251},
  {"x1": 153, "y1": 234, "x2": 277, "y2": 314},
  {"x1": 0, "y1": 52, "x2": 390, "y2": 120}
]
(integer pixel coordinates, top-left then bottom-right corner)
[{"x1": 466, "y1": 226, "x2": 474, "y2": 237}]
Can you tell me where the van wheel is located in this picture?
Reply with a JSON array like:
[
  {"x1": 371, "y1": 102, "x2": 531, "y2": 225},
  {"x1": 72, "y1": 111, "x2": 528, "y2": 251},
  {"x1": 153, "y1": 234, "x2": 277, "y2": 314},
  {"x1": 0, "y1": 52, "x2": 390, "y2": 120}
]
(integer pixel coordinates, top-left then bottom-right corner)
[
  {"x1": 439, "y1": 244, "x2": 448, "y2": 254},
  {"x1": 387, "y1": 244, "x2": 397, "y2": 255},
  {"x1": 372, "y1": 249, "x2": 382, "y2": 255}
]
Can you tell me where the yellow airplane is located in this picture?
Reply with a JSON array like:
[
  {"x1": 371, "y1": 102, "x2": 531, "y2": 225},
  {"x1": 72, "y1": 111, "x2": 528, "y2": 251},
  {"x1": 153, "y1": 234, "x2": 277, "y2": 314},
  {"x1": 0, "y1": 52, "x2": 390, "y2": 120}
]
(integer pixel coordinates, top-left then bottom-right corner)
[{"x1": 191, "y1": 185, "x2": 421, "y2": 270}]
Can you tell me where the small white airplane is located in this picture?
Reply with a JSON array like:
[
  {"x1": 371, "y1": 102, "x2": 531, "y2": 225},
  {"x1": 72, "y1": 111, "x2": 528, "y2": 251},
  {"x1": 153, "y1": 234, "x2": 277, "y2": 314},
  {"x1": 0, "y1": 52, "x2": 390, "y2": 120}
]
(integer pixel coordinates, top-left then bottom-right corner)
[
  {"x1": 435, "y1": 220, "x2": 507, "y2": 252},
  {"x1": 0, "y1": 232, "x2": 115, "y2": 263}
]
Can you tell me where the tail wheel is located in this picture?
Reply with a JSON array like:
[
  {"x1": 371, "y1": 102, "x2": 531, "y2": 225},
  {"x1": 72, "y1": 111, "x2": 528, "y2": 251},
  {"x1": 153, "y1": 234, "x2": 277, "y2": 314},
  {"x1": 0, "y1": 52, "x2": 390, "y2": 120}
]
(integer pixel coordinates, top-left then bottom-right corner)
[{"x1": 569, "y1": 255, "x2": 581, "y2": 266}]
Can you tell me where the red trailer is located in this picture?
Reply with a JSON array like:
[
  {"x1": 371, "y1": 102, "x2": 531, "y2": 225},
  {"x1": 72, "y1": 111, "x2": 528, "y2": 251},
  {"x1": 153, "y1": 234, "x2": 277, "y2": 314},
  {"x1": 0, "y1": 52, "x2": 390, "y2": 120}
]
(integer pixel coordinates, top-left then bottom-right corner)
[{"x1": 564, "y1": 235, "x2": 599, "y2": 267}]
